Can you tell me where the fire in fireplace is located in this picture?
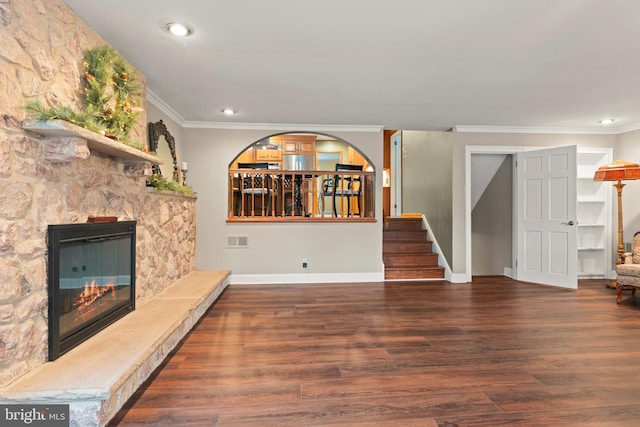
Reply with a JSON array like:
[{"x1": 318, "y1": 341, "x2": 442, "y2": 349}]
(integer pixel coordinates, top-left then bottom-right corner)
[{"x1": 47, "y1": 221, "x2": 136, "y2": 360}]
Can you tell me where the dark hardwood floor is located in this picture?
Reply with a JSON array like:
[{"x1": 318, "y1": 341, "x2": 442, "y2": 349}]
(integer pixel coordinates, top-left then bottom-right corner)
[{"x1": 109, "y1": 277, "x2": 640, "y2": 426}]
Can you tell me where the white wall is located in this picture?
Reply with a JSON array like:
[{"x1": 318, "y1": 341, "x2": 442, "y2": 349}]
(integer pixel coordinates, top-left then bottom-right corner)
[
  {"x1": 451, "y1": 131, "x2": 617, "y2": 278},
  {"x1": 182, "y1": 127, "x2": 384, "y2": 283}
]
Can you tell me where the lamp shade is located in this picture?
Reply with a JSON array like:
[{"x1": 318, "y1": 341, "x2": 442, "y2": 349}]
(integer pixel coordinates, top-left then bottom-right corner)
[{"x1": 593, "y1": 159, "x2": 640, "y2": 181}]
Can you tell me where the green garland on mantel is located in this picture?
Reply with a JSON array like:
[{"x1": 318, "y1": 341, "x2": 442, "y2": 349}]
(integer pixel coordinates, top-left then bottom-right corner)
[
  {"x1": 147, "y1": 173, "x2": 195, "y2": 196},
  {"x1": 25, "y1": 46, "x2": 145, "y2": 150}
]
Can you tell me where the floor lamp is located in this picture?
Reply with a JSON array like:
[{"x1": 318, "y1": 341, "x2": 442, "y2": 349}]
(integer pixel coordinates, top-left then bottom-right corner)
[{"x1": 593, "y1": 160, "x2": 640, "y2": 288}]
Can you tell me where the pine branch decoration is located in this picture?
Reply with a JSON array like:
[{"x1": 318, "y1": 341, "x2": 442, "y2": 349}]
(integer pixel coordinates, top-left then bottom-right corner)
[
  {"x1": 83, "y1": 46, "x2": 142, "y2": 145},
  {"x1": 25, "y1": 45, "x2": 144, "y2": 150}
]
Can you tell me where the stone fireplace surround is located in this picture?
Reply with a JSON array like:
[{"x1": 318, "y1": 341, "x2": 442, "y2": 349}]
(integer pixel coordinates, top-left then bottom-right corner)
[
  {"x1": 0, "y1": 120, "x2": 229, "y2": 425},
  {"x1": 0, "y1": 2, "x2": 233, "y2": 424},
  {"x1": 0, "y1": 125, "x2": 236, "y2": 427},
  {"x1": 0, "y1": 0, "x2": 178, "y2": 391},
  {"x1": 0, "y1": 117, "x2": 199, "y2": 378}
]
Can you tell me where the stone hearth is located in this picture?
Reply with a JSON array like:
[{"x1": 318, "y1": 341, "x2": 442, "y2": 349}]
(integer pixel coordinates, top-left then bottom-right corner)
[{"x1": 0, "y1": 270, "x2": 229, "y2": 427}]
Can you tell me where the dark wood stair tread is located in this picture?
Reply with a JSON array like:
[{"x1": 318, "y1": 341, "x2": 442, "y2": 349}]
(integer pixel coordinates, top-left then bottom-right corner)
[{"x1": 383, "y1": 253, "x2": 439, "y2": 268}]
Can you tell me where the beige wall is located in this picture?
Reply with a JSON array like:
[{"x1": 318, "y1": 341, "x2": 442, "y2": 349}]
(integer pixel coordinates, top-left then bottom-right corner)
[
  {"x1": 472, "y1": 155, "x2": 513, "y2": 275},
  {"x1": 181, "y1": 127, "x2": 384, "y2": 282},
  {"x1": 401, "y1": 130, "x2": 453, "y2": 265}
]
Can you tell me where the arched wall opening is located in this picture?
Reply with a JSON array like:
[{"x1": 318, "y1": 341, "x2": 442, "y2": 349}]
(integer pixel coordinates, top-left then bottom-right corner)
[
  {"x1": 228, "y1": 131, "x2": 374, "y2": 170},
  {"x1": 227, "y1": 131, "x2": 376, "y2": 220}
]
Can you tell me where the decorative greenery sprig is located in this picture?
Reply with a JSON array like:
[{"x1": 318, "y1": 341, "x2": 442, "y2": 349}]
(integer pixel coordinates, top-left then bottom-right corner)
[
  {"x1": 24, "y1": 99, "x2": 101, "y2": 132},
  {"x1": 25, "y1": 46, "x2": 144, "y2": 150},
  {"x1": 146, "y1": 173, "x2": 195, "y2": 196},
  {"x1": 83, "y1": 46, "x2": 142, "y2": 144}
]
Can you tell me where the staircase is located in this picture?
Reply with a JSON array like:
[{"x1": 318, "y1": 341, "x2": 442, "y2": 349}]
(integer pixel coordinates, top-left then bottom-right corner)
[{"x1": 383, "y1": 216, "x2": 445, "y2": 279}]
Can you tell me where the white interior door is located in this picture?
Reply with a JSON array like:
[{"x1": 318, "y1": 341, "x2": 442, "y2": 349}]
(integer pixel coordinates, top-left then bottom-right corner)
[{"x1": 516, "y1": 145, "x2": 577, "y2": 289}]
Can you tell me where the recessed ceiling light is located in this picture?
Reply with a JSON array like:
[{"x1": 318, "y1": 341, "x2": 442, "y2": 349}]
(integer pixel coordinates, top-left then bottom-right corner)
[
  {"x1": 164, "y1": 22, "x2": 192, "y2": 37},
  {"x1": 222, "y1": 109, "x2": 236, "y2": 116},
  {"x1": 599, "y1": 118, "x2": 614, "y2": 125}
]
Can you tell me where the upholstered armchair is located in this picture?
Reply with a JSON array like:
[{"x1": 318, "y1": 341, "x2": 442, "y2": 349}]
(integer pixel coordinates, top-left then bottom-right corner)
[{"x1": 615, "y1": 231, "x2": 640, "y2": 303}]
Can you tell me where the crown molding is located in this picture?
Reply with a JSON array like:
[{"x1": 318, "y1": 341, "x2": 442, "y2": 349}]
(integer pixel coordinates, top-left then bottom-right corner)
[
  {"x1": 617, "y1": 122, "x2": 640, "y2": 134},
  {"x1": 145, "y1": 88, "x2": 187, "y2": 127},
  {"x1": 454, "y1": 124, "x2": 640, "y2": 135},
  {"x1": 454, "y1": 125, "x2": 617, "y2": 135},
  {"x1": 182, "y1": 121, "x2": 384, "y2": 133},
  {"x1": 147, "y1": 88, "x2": 639, "y2": 136},
  {"x1": 146, "y1": 88, "x2": 382, "y2": 133}
]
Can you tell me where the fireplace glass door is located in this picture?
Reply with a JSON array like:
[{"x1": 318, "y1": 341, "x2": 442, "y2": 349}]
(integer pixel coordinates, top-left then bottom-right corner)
[{"x1": 48, "y1": 221, "x2": 136, "y2": 360}]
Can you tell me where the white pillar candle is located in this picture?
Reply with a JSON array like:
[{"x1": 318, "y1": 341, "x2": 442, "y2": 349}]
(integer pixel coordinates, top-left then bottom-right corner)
[{"x1": 181, "y1": 161, "x2": 188, "y2": 171}]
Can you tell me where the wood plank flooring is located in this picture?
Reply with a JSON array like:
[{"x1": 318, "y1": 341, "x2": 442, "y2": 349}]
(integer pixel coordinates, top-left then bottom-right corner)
[{"x1": 108, "y1": 277, "x2": 640, "y2": 426}]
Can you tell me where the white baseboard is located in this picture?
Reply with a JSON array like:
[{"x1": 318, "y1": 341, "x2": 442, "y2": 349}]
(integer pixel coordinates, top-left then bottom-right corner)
[
  {"x1": 449, "y1": 273, "x2": 469, "y2": 283},
  {"x1": 230, "y1": 272, "x2": 385, "y2": 285},
  {"x1": 504, "y1": 267, "x2": 513, "y2": 278}
]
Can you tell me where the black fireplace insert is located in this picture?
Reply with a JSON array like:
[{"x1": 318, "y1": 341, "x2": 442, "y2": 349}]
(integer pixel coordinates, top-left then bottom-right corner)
[{"x1": 47, "y1": 221, "x2": 136, "y2": 360}]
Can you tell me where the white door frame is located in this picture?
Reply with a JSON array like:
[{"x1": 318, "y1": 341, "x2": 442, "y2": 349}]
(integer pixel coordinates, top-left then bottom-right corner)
[
  {"x1": 390, "y1": 131, "x2": 402, "y2": 217},
  {"x1": 465, "y1": 145, "x2": 531, "y2": 282}
]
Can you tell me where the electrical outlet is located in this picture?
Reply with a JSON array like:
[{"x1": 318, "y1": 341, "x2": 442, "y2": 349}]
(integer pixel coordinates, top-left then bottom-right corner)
[{"x1": 302, "y1": 258, "x2": 308, "y2": 269}]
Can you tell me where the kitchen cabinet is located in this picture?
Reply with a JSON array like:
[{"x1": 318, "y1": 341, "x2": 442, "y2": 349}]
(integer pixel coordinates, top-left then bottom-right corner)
[
  {"x1": 279, "y1": 135, "x2": 317, "y2": 154},
  {"x1": 348, "y1": 146, "x2": 369, "y2": 169},
  {"x1": 255, "y1": 149, "x2": 282, "y2": 162},
  {"x1": 232, "y1": 148, "x2": 254, "y2": 167}
]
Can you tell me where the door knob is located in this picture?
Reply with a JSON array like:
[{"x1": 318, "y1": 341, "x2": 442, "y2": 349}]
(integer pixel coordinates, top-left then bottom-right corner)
[{"x1": 561, "y1": 220, "x2": 576, "y2": 226}]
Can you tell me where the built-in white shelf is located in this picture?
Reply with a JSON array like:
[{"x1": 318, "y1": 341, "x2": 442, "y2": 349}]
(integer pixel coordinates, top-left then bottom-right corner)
[
  {"x1": 23, "y1": 119, "x2": 162, "y2": 164},
  {"x1": 576, "y1": 148, "x2": 613, "y2": 279}
]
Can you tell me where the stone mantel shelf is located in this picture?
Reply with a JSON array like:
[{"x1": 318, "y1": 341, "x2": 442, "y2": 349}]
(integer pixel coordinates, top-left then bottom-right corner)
[
  {"x1": 23, "y1": 119, "x2": 162, "y2": 164},
  {"x1": 145, "y1": 187, "x2": 197, "y2": 199}
]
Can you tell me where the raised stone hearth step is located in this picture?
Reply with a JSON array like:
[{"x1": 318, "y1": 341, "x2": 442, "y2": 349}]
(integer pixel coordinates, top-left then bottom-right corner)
[{"x1": 0, "y1": 270, "x2": 230, "y2": 427}]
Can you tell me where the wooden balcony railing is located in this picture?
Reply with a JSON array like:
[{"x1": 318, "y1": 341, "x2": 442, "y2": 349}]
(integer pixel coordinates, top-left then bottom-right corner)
[{"x1": 228, "y1": 169, "x2": 375, "y2": 222}]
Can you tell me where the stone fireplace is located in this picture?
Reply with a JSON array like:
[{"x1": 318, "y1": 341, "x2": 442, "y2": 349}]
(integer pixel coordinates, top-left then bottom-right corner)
[
  {"x1": 47, "y1": 221, "x2": 137, "y2": 360},
  {"x1": 0, "y1": 0, "x2": 198, "y2": 391},
  {"x1": 0, "y1": 133, "x2": 197, "y2": 388},
  {"x1": 0, "y1": 2, "x2": 209, "y2": 425}
]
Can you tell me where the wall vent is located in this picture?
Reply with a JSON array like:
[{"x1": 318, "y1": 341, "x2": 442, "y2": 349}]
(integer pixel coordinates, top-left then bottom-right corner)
[{"x1": 227, "y1": 235, "x2": 249, "y2": 248}]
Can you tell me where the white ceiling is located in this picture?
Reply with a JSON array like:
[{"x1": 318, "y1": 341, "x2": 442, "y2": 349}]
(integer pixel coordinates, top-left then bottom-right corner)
[{"x1": 63, "y1": 0, "x2": 640, "y2": 132}]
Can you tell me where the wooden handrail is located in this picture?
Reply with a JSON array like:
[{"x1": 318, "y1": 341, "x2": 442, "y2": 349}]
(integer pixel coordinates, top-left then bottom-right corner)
[{"x1": 228, "y1": 169, "x2": 375, "y2": 222}]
